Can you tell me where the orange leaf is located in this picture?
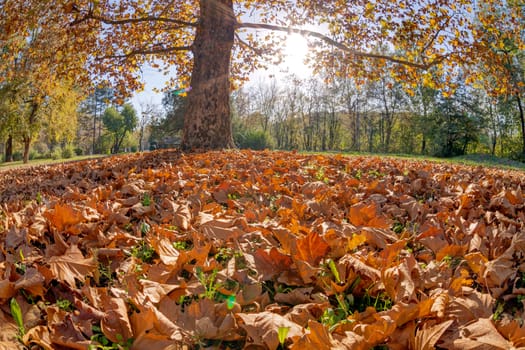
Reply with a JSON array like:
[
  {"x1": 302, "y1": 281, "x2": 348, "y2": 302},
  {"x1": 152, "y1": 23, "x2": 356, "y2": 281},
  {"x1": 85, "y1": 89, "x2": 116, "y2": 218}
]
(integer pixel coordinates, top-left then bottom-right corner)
[
  {"x1": 294, "y1": 231, "x2": 330, "y2": 265},
  {"x1": 45, "y1": 203, "x2": 84, "y2": 234},
  {"x1": 435, "y1": 244, "x2": 467, "y2": 262},
  {"x1": 253, "y1": 247, "x2": 293, "y2": 280},
  {"x1": 349, "y1": 202, "x2": 390, "y2": 228}
]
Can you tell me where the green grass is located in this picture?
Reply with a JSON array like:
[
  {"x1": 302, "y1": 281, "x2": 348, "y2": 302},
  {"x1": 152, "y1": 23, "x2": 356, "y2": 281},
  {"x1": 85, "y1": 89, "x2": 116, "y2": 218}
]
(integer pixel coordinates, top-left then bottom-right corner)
[{"x1": 0, "y1": 154, "x2": 105, "y2": 171}]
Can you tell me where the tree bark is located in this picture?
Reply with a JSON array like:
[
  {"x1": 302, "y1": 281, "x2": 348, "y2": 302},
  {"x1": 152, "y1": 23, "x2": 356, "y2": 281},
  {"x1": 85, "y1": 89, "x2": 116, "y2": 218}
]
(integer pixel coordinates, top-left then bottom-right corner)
[
  {"x1": 182, "y1": 0, "x2": 235, "y2": 150},
  {"x1": 5, "y1": 135, "x2": 13, "y2": 162},
  {"x1": 23, "y1": 135, "x2": 31, "y2": 164},
  {"x1": 517, "y1": 95, "x2": 525, "y2": 159}
]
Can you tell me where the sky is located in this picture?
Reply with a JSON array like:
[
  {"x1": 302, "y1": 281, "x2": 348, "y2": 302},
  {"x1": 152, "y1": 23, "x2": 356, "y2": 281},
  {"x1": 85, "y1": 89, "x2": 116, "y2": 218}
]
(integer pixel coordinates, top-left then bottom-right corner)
[{"x1": 130, "y1": 33, "x2": 312, "y2": 111}]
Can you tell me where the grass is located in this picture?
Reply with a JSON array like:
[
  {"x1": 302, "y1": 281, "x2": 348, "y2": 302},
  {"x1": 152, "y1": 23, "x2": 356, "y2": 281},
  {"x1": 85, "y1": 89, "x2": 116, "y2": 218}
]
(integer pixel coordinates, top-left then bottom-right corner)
[{"x1": 0, "y1": 154, "x2": 106, "y2": 171}]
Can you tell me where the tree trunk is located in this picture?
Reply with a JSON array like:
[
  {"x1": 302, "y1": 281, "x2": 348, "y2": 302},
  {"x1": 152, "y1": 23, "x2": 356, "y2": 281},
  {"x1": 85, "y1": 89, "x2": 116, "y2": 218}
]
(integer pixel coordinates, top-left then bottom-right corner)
[
  {"x1": 517, "y1": 95, "x2": 525, "y2": 159},
  {"x1": 23, "y1": 135, "x2": 31, "y2": 164},
  {"x1": 5, "y1": 135, "x2": 13, "y2": 162},
  {"x1": 182, "y1": 0, "x2": 235, "y2": 150},
  {"x1": 139, "y1": 126, "x2": 144, "y2": 152}
]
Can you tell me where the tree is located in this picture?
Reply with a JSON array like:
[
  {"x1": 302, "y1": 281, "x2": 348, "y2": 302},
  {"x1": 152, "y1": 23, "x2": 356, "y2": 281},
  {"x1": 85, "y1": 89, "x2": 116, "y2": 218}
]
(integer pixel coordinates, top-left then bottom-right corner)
[
  {"x1": 149, "y1": 91, "x2": 187, "y2": 149},
  {"x1": 103, "y1": 104, "x2": 138, "y2": 154},
  {"x1": 430, "y1": 84, "x2": 485, "y2": 157},
  {"x1": 1, "y1": 2, "x2": 91, "y2": 162},
  {"x1": 4, "y1": 1, "x2": 523, "y2": 151},
  {"x1": 137, "y1": 100, "x2": 160, "y2": 152}
]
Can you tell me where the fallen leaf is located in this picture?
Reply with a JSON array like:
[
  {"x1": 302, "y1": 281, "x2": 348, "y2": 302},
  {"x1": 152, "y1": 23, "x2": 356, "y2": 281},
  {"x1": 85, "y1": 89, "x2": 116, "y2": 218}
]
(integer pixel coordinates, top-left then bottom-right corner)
[
  {"x1": 48, "y1": 245, "x2": 96, "y2": 286},
  {"x1": 237, "y1": 311, "x2": 303, "y2": 349}
]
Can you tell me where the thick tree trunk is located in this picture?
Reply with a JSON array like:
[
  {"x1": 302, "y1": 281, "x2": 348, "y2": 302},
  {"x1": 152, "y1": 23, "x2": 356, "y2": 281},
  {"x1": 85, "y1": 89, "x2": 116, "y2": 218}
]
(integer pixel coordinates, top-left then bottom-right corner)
[
  {"x1": 182, "y1": 0, "x2": 235, "y2": 150},
  {"x1": 517, "y1": 95, "x2": 525, "y2": 159},
  {"x1": 5, "y1": 135, "x2": 13, "y2": 162}
]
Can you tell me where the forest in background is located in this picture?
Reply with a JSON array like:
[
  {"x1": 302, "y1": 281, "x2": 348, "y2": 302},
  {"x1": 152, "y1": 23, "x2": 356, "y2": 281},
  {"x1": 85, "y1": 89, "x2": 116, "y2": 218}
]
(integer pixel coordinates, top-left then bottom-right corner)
[{"x1": 2, "y1": 60, "x2": 525, "y2": 164}]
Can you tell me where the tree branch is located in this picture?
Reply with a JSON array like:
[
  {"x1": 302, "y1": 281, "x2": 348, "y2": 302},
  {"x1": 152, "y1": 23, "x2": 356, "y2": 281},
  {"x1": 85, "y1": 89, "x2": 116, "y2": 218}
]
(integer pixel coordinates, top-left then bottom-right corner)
[
  {"x1": 237, "y1": 22, "x2": 448, "y2": 70},
  {"x1": 98, "y1": 45, "x2": 192, "y2": 60},
  {"x1": 234, "y1": 33, "x2": 266, "y2": 56},
  {"x1": 71, "y1": 12, "x2": 197, "y2": 27}
]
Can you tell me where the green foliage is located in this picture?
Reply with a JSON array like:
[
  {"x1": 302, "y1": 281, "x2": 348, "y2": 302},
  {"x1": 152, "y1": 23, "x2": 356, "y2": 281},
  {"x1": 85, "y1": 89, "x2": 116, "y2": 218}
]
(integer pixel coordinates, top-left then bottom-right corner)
[
  {"x1": 235, "y1": 129, "x2": 274, "y2": 150},
  {"x1": 89, "y1": 325, "x2": 133, "y2": 350},
  {"x1": 277, "y1": 326, "x2": 290, "y2": 348},
  {"x1": 50, "y1": 147, "x2": 62, "y2": 160},
  {"x1": 61, "y1": 144, "x2": 75, "y2": 159},
  {"x1": 131, "y1": 241, "x2": 156, "y2": 263},
  {"x1": 173, "y1": 241, "x2": 191, "y2": 250},
  {"x1": 149, "y1": 92, "x2": 186, "y2": 148},
  {"x1": 56, "y1": 298, "x2": 74, "y2": 312},
  {"x1": 195, "y1": 267, "x2": 220, "y2": 300},
  {"x1": 141, "y1": 193, "x2": 151, "y2": 206},
  {"x1": 10, "y1": 298, "x2": 25, "y2": 338},
  {"x1": 103, "y1": 104, "x2": 138, "y2": 154},
  {"x1": 74, "y1": 147, "x2": 83, "y2": 156}
]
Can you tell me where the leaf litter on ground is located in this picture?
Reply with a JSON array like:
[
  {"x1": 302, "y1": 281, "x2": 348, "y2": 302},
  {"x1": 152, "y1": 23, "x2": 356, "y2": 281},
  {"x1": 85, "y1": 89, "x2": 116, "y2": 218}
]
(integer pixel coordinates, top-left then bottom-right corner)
[{"x1": 1, "y1": 149, "x2": 525, "y2": 349}]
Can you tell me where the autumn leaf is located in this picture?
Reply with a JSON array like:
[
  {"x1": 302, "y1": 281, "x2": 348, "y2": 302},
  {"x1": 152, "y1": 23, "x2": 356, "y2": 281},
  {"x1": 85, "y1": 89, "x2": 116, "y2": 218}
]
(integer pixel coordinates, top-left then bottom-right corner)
[
  {"x1": 293, "y1": 231, "x2": 330, "y2": 265},
  {"x1": 291, "y1": 320, "x2": 345, "y2": 350},
  {"x1": 2, "y1": 149, "x2": 525, "y2": 349},
  {"x1": 48, "y1": 245, "x2": 96, "y2": 286},
  {"x1": 237, "y1": 311, "x2": 303, "y2": 349},
  {"x1": 349, "y1": 202, "x2": 378, "y2": 227},
  {"x1": 413, "y1": 320, "x2": 453, "y2": 350},
  {"x1": 100, "y1": 296, "x2": 133, "y2": 344},
  {"x1": 441, "y1": 318, "x2": 513, "y2": 349},
  {"x1": 253, "y1": 247, "x2": 293, "y2": 280},
  {"x1": 44, "y1": 203, "x2": 84, "y2": 234},
  {"x1": 14, "y1": 268, "x2": 46, "y2": 297}
]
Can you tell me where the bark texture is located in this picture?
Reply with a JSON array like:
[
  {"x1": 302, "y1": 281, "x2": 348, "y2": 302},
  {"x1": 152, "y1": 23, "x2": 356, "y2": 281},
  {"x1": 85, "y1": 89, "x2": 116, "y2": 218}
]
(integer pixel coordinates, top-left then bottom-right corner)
[{"x1": 182, "y1": 0, "x2": 236, "y2": 150}]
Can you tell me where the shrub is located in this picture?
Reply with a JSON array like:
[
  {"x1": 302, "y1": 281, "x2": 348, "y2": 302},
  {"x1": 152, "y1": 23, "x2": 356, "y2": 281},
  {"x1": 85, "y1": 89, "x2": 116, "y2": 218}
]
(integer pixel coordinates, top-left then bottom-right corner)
[
  {"x1": 12, "y1": 152, "x2": 22, "y2": 161},
  {"x1": 74, "y1": 147, "x2": 83, "y2": 156},
  {"x1": 50, "y1": 147, "x2": 62, "y2": 160},
  {"x1": 61, "y1": 144, "x2": 75, "y2": 159},
  {"x1": 236, "y1": 130, "x2": 274, "y2": 150},
  {"x1": 29, "y1": 150, "x2": 42, "y2": 160}
]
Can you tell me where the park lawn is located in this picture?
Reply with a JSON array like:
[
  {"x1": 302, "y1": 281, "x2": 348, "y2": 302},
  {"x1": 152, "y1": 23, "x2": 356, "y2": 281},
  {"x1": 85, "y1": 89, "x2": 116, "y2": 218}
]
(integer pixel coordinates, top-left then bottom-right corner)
[
  {"x1": 0, "y1": 149, "x2": 525, "y2": 349},
  {"x1": 0, "y1": 154, "x2": 105, "y2": 171}
]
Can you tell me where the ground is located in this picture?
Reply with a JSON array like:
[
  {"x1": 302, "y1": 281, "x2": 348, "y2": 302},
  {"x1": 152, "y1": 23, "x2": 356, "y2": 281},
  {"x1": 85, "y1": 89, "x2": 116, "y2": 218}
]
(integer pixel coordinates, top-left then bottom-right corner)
[{"x1": 1, "y1": 149, "x2": 525, "y2": 349}]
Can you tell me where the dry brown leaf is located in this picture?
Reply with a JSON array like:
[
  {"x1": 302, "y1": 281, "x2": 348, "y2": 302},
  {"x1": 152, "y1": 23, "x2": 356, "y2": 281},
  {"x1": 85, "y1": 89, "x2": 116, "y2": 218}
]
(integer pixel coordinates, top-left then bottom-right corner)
[
  {"x1": 0, "y1": 279, "x2": 15, "y2": 299},
  {"x1": 291, "y1": 320, "x2": 346, "y2": 350},
  {"x1": 413, "y1": 320, "x2": 453, "y2": 350},
  {"x1": 237, "y1": 311, "x2": 303, "y2": 349},
  {"x1": 253, "y1": 247, "x2": 293, "y2": 280},
  {"x1": 14, "y1": 267, "x2": 46, "y2": 297},
  {"x1": 3, "y1": 150, "x2": 525, "y2": 349},
  {"x1": 48, "y1": 244, "x2": 96, "y2": 286},
  {"x1": 442, "y1": 318, "x2": 513, "y2": 349}
]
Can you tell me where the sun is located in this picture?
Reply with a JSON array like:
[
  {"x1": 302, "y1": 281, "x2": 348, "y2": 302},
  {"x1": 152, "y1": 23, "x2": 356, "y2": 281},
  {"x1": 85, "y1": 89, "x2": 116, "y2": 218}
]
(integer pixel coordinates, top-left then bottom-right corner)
[{"x1": 282, "y1": 33, "x2": 311, "y2": 76}]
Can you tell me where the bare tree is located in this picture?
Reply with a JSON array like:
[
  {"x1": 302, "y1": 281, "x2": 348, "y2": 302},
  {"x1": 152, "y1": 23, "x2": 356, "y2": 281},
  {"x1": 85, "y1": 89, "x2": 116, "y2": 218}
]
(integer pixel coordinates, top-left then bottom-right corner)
[{"x1": 138, "y1": 100, "x2": 160, "y2": 152}]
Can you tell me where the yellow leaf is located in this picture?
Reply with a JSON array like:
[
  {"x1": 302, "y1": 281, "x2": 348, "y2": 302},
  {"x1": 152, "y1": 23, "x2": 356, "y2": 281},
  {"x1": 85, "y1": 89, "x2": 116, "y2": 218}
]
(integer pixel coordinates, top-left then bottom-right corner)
[{"x1": 348, "y1": 233, "x2": 367, "y2": 250}]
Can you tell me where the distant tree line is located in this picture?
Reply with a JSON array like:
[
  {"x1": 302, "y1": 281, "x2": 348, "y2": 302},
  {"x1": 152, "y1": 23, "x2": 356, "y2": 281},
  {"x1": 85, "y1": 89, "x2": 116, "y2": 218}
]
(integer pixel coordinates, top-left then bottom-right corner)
[
  {"x1": 0, "y1": 55, "x2": 523, "y2": 163},
  {"x1": 229, "y1": 65, "x2": 525, "y2": 160}
]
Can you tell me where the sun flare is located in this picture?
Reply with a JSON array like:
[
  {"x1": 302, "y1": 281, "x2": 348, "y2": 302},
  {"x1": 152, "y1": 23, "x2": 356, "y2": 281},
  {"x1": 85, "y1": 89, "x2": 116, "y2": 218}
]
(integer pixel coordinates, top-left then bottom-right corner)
[{"x1": 282, "y1": 33, "x2": 310, "y2": 75}]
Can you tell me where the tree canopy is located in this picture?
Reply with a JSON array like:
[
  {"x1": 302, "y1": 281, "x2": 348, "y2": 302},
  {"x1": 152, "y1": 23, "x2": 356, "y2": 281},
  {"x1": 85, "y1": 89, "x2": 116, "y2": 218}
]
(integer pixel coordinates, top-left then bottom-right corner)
[
  {"x1": 103, "y1": 104, "x2": 138, "y2": 154},
  {"x1": 1, "y1": 0, "x2": 524, "y2": 150}
]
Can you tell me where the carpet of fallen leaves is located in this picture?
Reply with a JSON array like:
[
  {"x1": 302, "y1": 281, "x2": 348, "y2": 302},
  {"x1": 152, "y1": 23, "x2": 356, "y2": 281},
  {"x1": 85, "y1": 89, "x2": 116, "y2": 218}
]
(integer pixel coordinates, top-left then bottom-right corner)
[{"x1": 1, "y1": 149, "x2": 525, "y2": 349}]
